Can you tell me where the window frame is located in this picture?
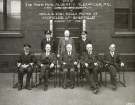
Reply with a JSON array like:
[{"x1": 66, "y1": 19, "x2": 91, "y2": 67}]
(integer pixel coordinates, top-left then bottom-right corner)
[
  {"x1": 0, "y1": 0, "x2": 22, "y2": 38},
  {"x1": 113, "y1": 0, "x2": 135, "y2": 37}
]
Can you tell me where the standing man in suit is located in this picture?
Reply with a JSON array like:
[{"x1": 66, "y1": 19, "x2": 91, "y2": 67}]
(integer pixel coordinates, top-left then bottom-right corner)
[
  {"x1": 39, "y1": 44, "x2": 56, "y2": 91},
  {"x1": 61, "y1": 44, "x2": 78, "y2": 89},
  {"x1": 41, "y1": 30, "x2": 55, "y2": 53},
  {"x1": 81, "y1": 43, "x2": 100, "y2": 94},
  {"x1": 79, "y1": 31, "x2": 91, "y2": 79},
  {"x1": 79, "y1": 31, "x2": 90, "y2": 55},
  {"x1": 17, "y1": 44, "x2": 36, "y2": 91},
  {"x1": 104, "y1": 43, "x2": 124, "y2": 90},
  {"x1": 58, "y1": 30, "x2": 76, "y2": 56}
]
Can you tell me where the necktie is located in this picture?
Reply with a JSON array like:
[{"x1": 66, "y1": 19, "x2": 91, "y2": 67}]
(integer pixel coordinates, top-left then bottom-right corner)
[
  {"x1": 47, "y1": 38, "x2": 50, "y2": 42},
  {"x1": 111, "y1": 52, "x2": 114, "y2": 57},
  {"x1": 88, "y1": 52, "x2": 91, "y2": 55},
  {"x1": 68, "y1": 52, "x2": 71, "y2": 56},
  {"x1": 46, "y1": 52, "x2": 49, "y2": 56}
]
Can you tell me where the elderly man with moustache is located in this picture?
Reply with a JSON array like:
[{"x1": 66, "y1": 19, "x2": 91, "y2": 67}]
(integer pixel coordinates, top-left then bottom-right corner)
[
  {"x1": 103, "y1": 43, "x2": 124, "y2": 90},
  {"x1": 61, "y1": 44, "x2": 78, "y2": 89},
  {"x1": 39, "y1": 44, "x2": 56, "y2": 91},
  {"x1": 81, "y1": 43, "x2": 101, "y2": 94}
]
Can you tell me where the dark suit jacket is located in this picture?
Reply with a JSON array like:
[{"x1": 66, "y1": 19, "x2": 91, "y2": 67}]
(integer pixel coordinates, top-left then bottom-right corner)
[
  {"x1": 61, "y1": 51, "x2": 78, "y2": 69},
  {"x1": 103, "y1": 51, "x2": 121, "y2": 68},
  {"x1": 79, "y1": 38, "x2": 89, "y2": 56},
  {"x1": 81, "y1": 51, "x2": 99, "y2": 69},
  {"x1": 39, "y1": 52, "x2": 56, "y2": 65},
  {"x1": 17, "y1": 52, "x2": 36, "y2": 65}
]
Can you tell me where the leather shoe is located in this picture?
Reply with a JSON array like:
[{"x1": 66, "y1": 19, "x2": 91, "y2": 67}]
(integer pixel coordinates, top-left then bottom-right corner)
[{"x1": 93, "y1": 89, "x2": 99, "y2": 94}]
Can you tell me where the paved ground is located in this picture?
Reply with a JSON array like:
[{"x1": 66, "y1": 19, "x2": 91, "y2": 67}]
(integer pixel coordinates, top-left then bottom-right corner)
[{"x1": 0, "y1": 72, "x2": 135, "y2": 105}]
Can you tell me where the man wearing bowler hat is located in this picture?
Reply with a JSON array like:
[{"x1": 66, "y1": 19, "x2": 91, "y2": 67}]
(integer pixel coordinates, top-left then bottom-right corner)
[{"x1": 41, "y1": 30, "x2": 55, "y2": 53}]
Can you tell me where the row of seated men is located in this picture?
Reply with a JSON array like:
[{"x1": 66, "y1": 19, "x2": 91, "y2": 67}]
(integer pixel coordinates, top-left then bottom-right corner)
[{"x1": 16, "y1": 41, "x2": 125, "y2": 94}]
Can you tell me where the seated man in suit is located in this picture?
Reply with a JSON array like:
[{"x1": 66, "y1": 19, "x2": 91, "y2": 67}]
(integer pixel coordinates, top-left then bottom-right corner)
[
  {"x1": 39, "y1": 44, "x2": 56, "y2": 91},
  {"x1": 58, "y1": 30, "x2": 76, "y2": 56},
  {"x1": 103, "y1": 43, "x2": 124, "y2": 90},
  {"x1": 61, "y1": 44, "x2": 78, "y2": 89},
  {"x1": 80, "y1": 43, "x2": 101, "y2": 94},
  {"x1": 17, "y1": 44, "x2": 36, "y2": 91},
  {"x1": 41, "y1": 30, "x2": 55, "y2": 53}
]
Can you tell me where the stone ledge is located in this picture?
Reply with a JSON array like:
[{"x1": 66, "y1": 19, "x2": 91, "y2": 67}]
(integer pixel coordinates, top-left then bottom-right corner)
[
  {"x1": 113, "y1": 32, "x2": 135, "y2": 38},
  {"x1": 0, "y1": 31, "x2": 23, "y2": 38}
]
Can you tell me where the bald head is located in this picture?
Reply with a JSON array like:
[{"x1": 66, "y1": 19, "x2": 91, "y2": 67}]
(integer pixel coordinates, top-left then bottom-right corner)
[
  {"x1": 45, "y1": 44, "x2": 51, "y2": 52},
  {"x1": 86, "y1": 43, "x2": 93, "y2": 52},
  {"x1": 64, "y1": 30, "x2": 70, "y2": 37},
  {"x1": 66, "y1": 44, "x2": 72, "y2": 52},
  {"x1": 109, "y1": 43, "x2": 116, "y2": 52}
]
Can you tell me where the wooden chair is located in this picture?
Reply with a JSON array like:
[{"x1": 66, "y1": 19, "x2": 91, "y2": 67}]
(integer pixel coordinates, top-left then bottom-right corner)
[
  {"x1": 12, "y1": 66, "x2": 34, "y2": 89},
  {"x1": 34, "y1": 64, "x2": 58, "y2": 89},
  {"x1": 104, "y1": 65, "x2": 126, "y2": 87}
]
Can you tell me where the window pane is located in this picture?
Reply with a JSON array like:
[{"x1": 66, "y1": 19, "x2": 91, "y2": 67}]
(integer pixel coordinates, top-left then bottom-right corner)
[
  {"x1": 115, "y1": 0, "x2": 130, "y2": 8},
  {"x1": 7, "y1": 15, "x2": 21, "y2": 30},
  {"x1": 115, "y1": 9, "x2": 130, "y2": 30},
  {"x1": 132, "y1": 0, "x2": 135, "y2": 29},
  {"x1": 7, "y1": 0, "x2": 21, "y2": 30},
  {"x1": 132, "y1": 14, "x2": 135, "y2": 29},
  {"x1": 0, "y1": 0, "x2": 3, "y2": 30},
  {"x1": 132, "y1": 0, "x2": 135, "y2": 12},
  {"x1": 0, "y1": 0, "x2": 3, "y2": 12}
]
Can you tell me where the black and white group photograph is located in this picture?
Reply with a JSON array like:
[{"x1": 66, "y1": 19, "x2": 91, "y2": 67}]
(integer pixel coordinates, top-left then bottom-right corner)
[{"x1": 0, "y1": 0, "x2": 135, "y2": 105}]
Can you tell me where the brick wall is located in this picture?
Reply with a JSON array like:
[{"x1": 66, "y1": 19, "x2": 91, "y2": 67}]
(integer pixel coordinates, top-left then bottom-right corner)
[{"x1": 0, "y1": 0, "x2": 135, "y2": 72}]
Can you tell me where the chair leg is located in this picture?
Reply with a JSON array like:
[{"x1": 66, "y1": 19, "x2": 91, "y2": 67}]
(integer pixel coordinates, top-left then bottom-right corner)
[
  {"x1": 118, "y1": 67, "x2": 126, "y2": 87},
  {"x1": 54, "y1": 70, "x2": 57, "y2": 88},
  {"x1": 76, "y1": 71, "x2": 79, "y2": 87},
  {"x1": 35, "y1": 68, "x2": 38, "y2": 87},
  {"x1": 30, "y1": 73, "x2": 34, "y2": 88},
  {"x1": 122, "y1": 70, "x2": 126, "y2": 87},
  {"x1": 118, "y1": 71, "x2": 120, "y2": 82},
  {"x1": 58, "y1": 70, "x2": 61, "y2": 87},
  {"x1": 104, "y1": 71, "x2": 107, "y2": 87},
  {"x1": 119, "y1": 70, "x2": 126, "y2": 87},
  {"x1": 98, "y1": 72, "x2": 102, "y2": 87},
  {"x1": 56, "y1": 69, "x2": 58, "y2": 87},
  {"x1": 13, "y1": 71, "x2": 18, "y2": 88}
]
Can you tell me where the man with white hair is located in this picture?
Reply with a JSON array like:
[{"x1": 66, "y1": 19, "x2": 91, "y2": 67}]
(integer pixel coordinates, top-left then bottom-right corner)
[
  {"x1": 58, "y1": 30, "x2": 76, "y2": 56},
  {"x1": 61, "y1": 44, "x2": 78, "y2": 89},
  {"x1": 39, "y1": 44, "x2": 56, "y2": 91},
  {"x1": 104, "y1": 43, "x2": 124, "y2": 90},
  {"x1": 81, "y1": 43, "x2": 100, "y2": 94}
]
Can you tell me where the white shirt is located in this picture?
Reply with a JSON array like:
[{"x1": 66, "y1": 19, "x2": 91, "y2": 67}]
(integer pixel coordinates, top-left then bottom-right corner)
[
  {"x1": 110, "y1": 51, "x2": 114, "y2": 57},
  {"x1": 68, "y1": 51, "x2": 71, "y2": 55},
  {"x1": 88, "y1": 51, "x2": 92, "y2": 55},
  {"x1": 46, "y1": 52, "x2": 50, "y2": 56},
  {"x1": 47, "y1": 38, "x2": 50, "y2": 42},
  {"x1": 82, "y1": 38, "x2": 86, "y2": 42}
]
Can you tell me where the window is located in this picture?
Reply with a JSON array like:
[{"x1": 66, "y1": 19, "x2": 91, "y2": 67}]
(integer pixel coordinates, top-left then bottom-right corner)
[
  {"x1": 0, "y1": 0, "x2": 3, "y2": 30},
  {"x1": 132, "y1": 0, "x2": 135, "y2": 29},
  {"x1": 0, "y1": 0, "x2": 21, "y2": 31},
  {"x1": 115, "y1": 0, "x2": 135, "y2": 32}
]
